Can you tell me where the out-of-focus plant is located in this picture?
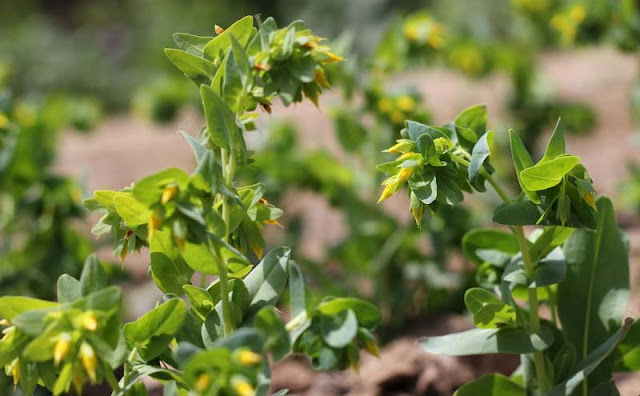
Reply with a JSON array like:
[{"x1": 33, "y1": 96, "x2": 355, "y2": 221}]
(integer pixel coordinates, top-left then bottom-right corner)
[
  {"x1": 0, "y1": 16, "x2": 381, "y2": 395},
  {"x1": 378, "y1": 105, "x2": 640, "y2": 395},
  {"x1": 0, "y1": 91, "x2": 102, "y2": 300}
]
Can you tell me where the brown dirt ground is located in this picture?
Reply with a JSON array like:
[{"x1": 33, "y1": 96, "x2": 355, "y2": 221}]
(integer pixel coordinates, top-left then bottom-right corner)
[{"x1": 54, "y1": 47, "x2": 640, "y2": 395}]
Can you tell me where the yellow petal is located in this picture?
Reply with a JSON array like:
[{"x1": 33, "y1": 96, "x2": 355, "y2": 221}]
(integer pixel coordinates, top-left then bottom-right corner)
[
  {"x1": 161, "y1": 185, "x2": 178, "y2": 205},
  {"x1": 234, "y1": 380, "x2": 255, "y2": 396},
  {"x1": 79, "y1": 343, "x2": 97, "y2": 383},
  {"x1": 237, "y1": 350, "x2": 262, "y2": 366},
  {"x1": 195, "y1": 373, "x2": 211, "y2": 393},
  {"x1": 54, "y1": 333, "x2": 72, "y2": 366}
]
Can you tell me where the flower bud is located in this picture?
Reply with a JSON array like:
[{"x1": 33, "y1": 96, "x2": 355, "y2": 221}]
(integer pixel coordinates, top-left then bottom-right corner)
[
  {"x1": 54, "y1": 333, "x2": 72, "y2": 366},
  {"x1": 79, "y1": 342, "x2": 97, "y2": 383},
  {"x1": 233, "y1": 380, "x2": 255, "y2": 396},
  {"x1": 384, "y1": 139, "x2": 415, "y2": 154},
  {"x1": 236, "y1": 350, "x2": 261, "y2": 366},
  {"x1": 148, "y1": 211, "x2": 162, "y2": 241},
  {"x1": 195, "y1": 373, "x2": 211, "y2": 393},
  {"x1": 161, "y1": 185, "x2": 178, "y2": 205},
  {"x1": 82, "y1": 314, "x2": 98, "y2": 331}
]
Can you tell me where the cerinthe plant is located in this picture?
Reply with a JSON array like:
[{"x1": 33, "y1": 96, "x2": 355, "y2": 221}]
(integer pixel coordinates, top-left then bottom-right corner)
[
  {"x1": 0, "y1": 16, "x2": 380, "y2": 396},
  {"x1": 377, "y1": 105, "x2": 640, "y2": 395}
]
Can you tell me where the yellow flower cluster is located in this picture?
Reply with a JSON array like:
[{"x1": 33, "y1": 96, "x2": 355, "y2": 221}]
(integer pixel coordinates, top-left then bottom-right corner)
[
  {"x1": 551, "y1": 3, "x2": 587, "y2": 45},
  {"x1": 403, "y1": 17, "x2": 446, "y2": 49}
]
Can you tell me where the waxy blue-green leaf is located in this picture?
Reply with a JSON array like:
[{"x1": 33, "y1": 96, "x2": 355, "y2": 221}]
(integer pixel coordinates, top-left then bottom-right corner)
[
  {"x1": 469, "y1": 130, "x2": 494, "y2": 183},
  {"x1": 493, "y1": 200, "x2": 546, "y2": 226},
  {"x1": 546, "y1": 319, "x2": 632, "y2": 396},
  {"x1": 454, "y1": 373, "x2": 525, "y2": 396},
  {"x1": 520, "y1": 155, "x2": 580, "y2": 191},
  {"x1": 502, "y1": 249, "x2": 566, "y2": 288},
  {"x1": 80, "y1": 254, "x2": 107, "y2": 296},
  {"x1": 289, "y1": 261, "x2": 307, "y2": 317},
  {"x1": 243, "y1": 247, "x2": 291, "y2": 310},
  {"x1": 557, "y1": 197, "x2": 629, "y2": 394},
  {"x1": 462, "y1": 228, "x2": 520, "y2": 267},
  {"x1": 172, "y1": 33, "x2": 213, "y2": 57},
  {"x1": 408, "y1": 167, "x2": 437, "y2": 205},
  {"x1": 57, "y1": 274, "x2": 81, "y2": 303},
  {"x1": 203, "y1": 15, "x2": 254, "y2": 61},
  {"x1": 254, "y1": 306, "x2": 290, "y2": 361},
  {"x1": 541, "y1": 118, "x2": 566, "y2": 163},
  {"x1": 223, "y1": 36, "x2": 250, "y2": 112},
  {"x1": 421, "y1": 326, "x2": 554, "y2": 355},
  {"x1": 164, "y1": 48, "x2": 216, "y2": 86},
  {"x1": 179, "y1": 131, "x2": 207, "y2": 164},
  {"x1": 123, "y1": 299, "x2": 187, "y2": 361},
  {"x1": 454, "y1": 104, "x2": 487, "y2": 151},
  {"x1": 464, "y1": 288, "x2": 517, "y2": 328},
  {"x1": 200, "y1": 84, "x2": 238, "y2": 150},
  {"x1": 316, "y1": 298, "x2": 381, "y2": 329},
  {"x1": 509, "y1": 129, "x2": 540, "y2": 203},
  {"x1": 320, "y1": 308, "x2": 358, "y2": 348}
]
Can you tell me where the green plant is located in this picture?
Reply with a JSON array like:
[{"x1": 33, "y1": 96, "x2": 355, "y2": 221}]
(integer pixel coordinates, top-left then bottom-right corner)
[
  {"x1": 377, "y1": 105, "x2": 640, "y2": 395},
  {"x1": 0, "y1": 16, "x2": 381, "y2": 396}
]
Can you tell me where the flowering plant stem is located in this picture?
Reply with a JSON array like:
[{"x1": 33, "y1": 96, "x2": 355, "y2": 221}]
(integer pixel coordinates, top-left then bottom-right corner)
[{"x1": 450, "y1": 152, "x2": 551, "y2": 392}]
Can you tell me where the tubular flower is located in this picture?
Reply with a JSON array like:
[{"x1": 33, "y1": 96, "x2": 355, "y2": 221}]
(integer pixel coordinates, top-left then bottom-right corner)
[
  {"x1": 384, "y1": 139, "x2": 416, "y2": 154},
  {"x1": 236, "y1": 350, "x2": 261, "y2": 366},
  {"x1": 54, "y1": 333, "x2": 72, "y2": 366},
  {"x1": 148, "y1": 211, "x2": 162, "y2": 241},
  {"x1": 161, "y1": 184, "x2": 178, "y2": 205},
  {"x1": 233, "y1": 380, "x2": 255, "y2": 396},
  {"x1": 195, "y1": 373, "x2": 211, "y2": 393},
  {"x1": 6, "y1": 358, "x2": 19, "y2": 386},
  {"x1": 82, "y1": 314, "x2": 98, "y2": 331},
  {"x1": 79, "y1": 342, "x2": 97, "y2": 383}
]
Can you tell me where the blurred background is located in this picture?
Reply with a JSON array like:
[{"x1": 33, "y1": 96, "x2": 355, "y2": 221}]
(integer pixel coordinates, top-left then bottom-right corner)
[{"x1": 1, "y1": 0, "x2": 640, "y2": 394}]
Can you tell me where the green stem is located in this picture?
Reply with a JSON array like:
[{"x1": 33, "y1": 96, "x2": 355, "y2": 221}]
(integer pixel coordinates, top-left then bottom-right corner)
[
  {"x1": 104, "y1": 368, "x2": 122, "y2": 393},
  {"x1": 451, "y1": 152, "x2": 551, "y2": 392}
]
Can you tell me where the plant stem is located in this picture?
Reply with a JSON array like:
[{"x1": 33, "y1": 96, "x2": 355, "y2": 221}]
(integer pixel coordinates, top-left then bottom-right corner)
[
  {"x1": 215, "y1": 146, "x2": 236, "y2": 336},
  {"x1": 104, "y1": 368, "x2": 122, "y2": 393},
  {"x1": 451, "y1": 152, "x2": 551, "y2": 392}
]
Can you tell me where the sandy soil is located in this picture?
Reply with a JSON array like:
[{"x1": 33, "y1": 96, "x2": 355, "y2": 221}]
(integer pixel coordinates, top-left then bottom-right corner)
[{"x1": 53, "y1": 47, "x2": 640, "y2": 395}]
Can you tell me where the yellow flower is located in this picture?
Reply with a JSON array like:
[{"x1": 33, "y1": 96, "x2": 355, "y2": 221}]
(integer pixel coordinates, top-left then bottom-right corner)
[
  {"x1": 79, "y1": 342, "x2": 97, "y2": 383},
  {"x1": 427, "y1": 23, "x2": 445, "y2": 49},
  {"x1": 195, "y1": 373, "x2": 211, "y2": 393},
  {"x1": 569, "y1": 4, "x2": 586, "y2": 23},
  {"x1": 82, "y1": 314, "x2": 98, "y2": 331},
  {"x1": 54, "y1": 333, "x2": 72, "y2": 366},
  {"x1": 0, "y1": 113, "x2": 8, "y2": 129},
  {"x1": 72, "y1": 373, "x2": 84, "y2": 395},
  {"x1": 161, "y1": 184, "x2": 178, "y2": 205},
  {"x1": 396, "y1": 167, "x2": 414, "y2": 184},
  {"x1": 233, "y1": 380, "x2": 255, "y2": 396},
  {"x1": 396, "y1": 96, "x2": 416, "y2": 112},
  {"x1": 237, "y1": 350, "x2": 261, "y2": 366},
  {"x1": 314, "y1": 67, "x2": 331, "y2": 88},
  {"x1": 148, "y1": 211, "x2": 162, "y2": 241},
  {"x1": 403, "y1": 25, "x2": 419, "y2": 41},
  {"x1": 5, "y1": 358, "x2": 19, "y2": 385},
  {"x1": 377, "y1": 180, "x2": 396, "y2": 203},
  {"x1": 384, "y1": 139, "x2": 415, "y2": 154},
  {"x1": 412, "y1": 202, "x2": 425, "y2": 228},
  {"x1": 377, "y1": 98, "x2": 393, "y2": 114}
]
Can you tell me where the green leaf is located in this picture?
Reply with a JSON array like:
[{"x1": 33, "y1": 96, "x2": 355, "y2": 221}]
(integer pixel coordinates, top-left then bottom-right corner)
[
  {"x1": 589, "y1": 381, "x2": 620, "y2": 396},
  {"x1": 529, "y1": 226, "x2": 574, "y2": 263},
  {"x1": 200, "y1": 84, "x2": 239, "y2": 150},
  {"x1": 80, "y1": 254, "x2": 107, "y2": 296},
  {"x1": 464, "y1": 288, "x2": 517, "y2": 328},
  {"x1": 253, "y1": 306, "x2": 290, "y2": 361},
  {"x1": 468, "y1": 130, "x2": 494, "y2": 183},
  {"x1": 289, "y1": 54, "x2": 317, "y2": 83},
  {"x1": 546, "y1": 320, "x2": 632, "y2": 396},
  {"x1": 203, "y1": 15, "x2": 254, "y2": 61},
  {"x1": 123, "y1": 299, "x2": 187, "y2": 361},
  {"x1": 462, "y1": 229, "x2": 519, "y2": 267},
  {"x1": 289, "y1": 261, "x2": 307, "y2": 318},
  {"x1": 557, "y1": 197, "x2": 629, "y2": 394},
  {"x1": 57, "y1": 274, "x2": 81, "y2": 303},
  {"x1": 493, "y1": 200, "x2": 546, "y2": 226},
  {"x1": 132, "y1": 168, "x2": 189, "y2": 206},
  {"x1": 164, "y1": 48, "x2": 216, "y2": 86},
  {"x1": 409, "y1": 167, "x2": 437, "y2": 205},
  {"x1": 509, "y1": 129, "x2": 540, "y2": 203},
  {"x1": 173, "y1": 33, "x2": 213, "y2": 57},
  {"x1": 520, "y1": 155, "x2": 580, "y2": 191},
  {"x1": 150, "y1": 231, "x2": 193, "y2": 295},
  {"x1": 223, "y1": 37, "x2": 247, "y2": 112},
  {"x1": 243, "y1": 247, "x2": 291, "y2": 311},
  {"x1": 503, "y1": 249, "x2": 566, "y2": 288},
  {"x1": 179, "y1": 131, "x2": 207, "y2": 164},
  {"x1": 454, "y1": 373, "x2": 525, "y2": 396},
  {"x1": 615, "y1": 319, "x2": 640, "y2": 371},
  {"x1": 541, "y1": 119, "x2": 566, "y2": 163},
  {"x1": 315, "y1": 298, "x2": 381, "y2": 329},
  {"x1": 320, "y1": 309, "x2": 358, "y2": 348},
  {"x1": 420, "y1": 327, "x2": 554, "y2": 355},
  {"x1": 183, "y1": 285, "x2": 214, "y2": 321},
  {"x1": 113, "y1": 195, "x2": 151, "y2": 227},
  {"x1": 0, "y1": 297, "x2": 57, "y2": 321},
  {"x1": 454, "y1": 104, "x2": 486, "y2": 151}
]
